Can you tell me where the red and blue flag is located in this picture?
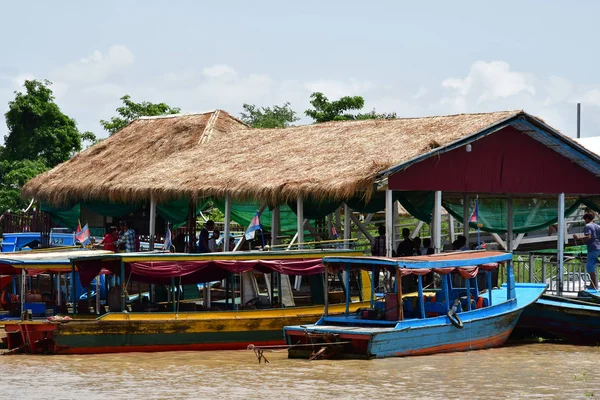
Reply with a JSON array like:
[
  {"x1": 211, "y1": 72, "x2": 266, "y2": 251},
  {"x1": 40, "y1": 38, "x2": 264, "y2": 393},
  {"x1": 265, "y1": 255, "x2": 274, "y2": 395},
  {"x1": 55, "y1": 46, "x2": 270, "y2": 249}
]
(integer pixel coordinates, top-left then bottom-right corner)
[{"x1": 245, "y1": 212, "x2": 262, "y2": 240}]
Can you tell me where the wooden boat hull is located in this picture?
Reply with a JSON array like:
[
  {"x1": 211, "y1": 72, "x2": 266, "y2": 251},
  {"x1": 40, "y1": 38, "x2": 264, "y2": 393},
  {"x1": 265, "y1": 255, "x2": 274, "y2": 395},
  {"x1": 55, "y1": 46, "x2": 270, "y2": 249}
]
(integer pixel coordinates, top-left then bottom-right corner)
[
  {"x1": 3, "y1": 302, "x2": 369, "y2": 355},
  {"x1": 514, "y1": 294, "x2": 600, "y2": 344},
  {"x1": 285, "y1": 283, "x2": 546, "y2": 359}
]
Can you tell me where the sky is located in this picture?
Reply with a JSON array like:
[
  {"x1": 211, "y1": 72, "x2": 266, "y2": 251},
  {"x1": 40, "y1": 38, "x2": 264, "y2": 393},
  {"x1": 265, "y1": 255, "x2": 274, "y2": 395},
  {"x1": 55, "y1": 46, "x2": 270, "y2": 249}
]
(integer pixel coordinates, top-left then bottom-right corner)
[{"x1": 2, "y1": 0, "x2": 600, "y2": 143}]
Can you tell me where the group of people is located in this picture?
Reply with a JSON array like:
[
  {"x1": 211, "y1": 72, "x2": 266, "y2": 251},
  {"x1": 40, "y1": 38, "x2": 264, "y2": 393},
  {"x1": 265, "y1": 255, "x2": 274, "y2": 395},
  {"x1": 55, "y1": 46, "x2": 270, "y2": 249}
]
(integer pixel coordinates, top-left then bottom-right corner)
[
  {"x1": 371, "y1": 226, "x2": 434, "y2": 257},
  {"x1": 198, "y1": 220, "x2": 221, "y2": 253},
  {"x1": 99, "y1": 220, "x2": 137, "y2": 253}
]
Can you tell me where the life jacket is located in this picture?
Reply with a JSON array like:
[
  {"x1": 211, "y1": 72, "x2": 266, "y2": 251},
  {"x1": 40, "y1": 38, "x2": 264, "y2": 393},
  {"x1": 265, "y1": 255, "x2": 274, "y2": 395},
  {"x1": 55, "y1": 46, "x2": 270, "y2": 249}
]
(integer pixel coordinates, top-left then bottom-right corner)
[{"x1": 476, "y1": 297, "x2": 485, "y2": 309}]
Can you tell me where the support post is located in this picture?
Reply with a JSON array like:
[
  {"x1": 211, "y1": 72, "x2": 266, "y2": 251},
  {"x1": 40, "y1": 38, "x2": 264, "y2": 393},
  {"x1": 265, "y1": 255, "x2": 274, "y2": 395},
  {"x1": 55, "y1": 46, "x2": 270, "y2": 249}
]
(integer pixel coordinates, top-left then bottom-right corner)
[
  {"x1": 465, "y1": 278, "x2": 471, "y2": 311},
  {"x1": 417, "y1": 275, "x2": 425, "y2": 319},
  {"x1": 344, "y1": 203, "x2": 351, "y2": 249},
  {"x1": 487, "y1": 271, "x2": 493, "y2": 306},
  {"x1": 463, "y1": 194, "x2": 469, "y2": 247},
  {"x1": 434, "y1": 191, "x2": 442, "y2": 253},
  {"x1": 21, "y1": 268, "x2": 27, "y2": 316},
  {"x1": 297, "y1": 196, "x2": 304, "y2": 250},
  {"x1": 96, "y1": 276, "x2": 101, "y2": 314},
  {"x1": 558, "y1": 192, "x2": 565, "y2": 295},
  {"x1": 385, "y1": 189, "x2": 394, "y2": 257},
  {"x1": 149, "y1": 196, "x2": 156, "y2": 251},
  {"x1": 396, "y1": 267, "x2": 403, "y2": 320},
  {"x1": 57, "y1": 272, "x2": 62, "y2": 306},
  {"x1": 224, "y1": 194, "x2": 231, "y2": 252},
  {"x1": 507, "y1": 197, "x2": 513, "y2": 252},
  {"x1": 370, "y1": 265, "x2": 375, "y2": 308},
  {"x1": 120, "y1": 260, "x2": 126, "y2": 312},
  {"x1": 345, "y1": 264, "x2": 350, "y2": 316},
  {"x1": 442, "y1": 274, "x2": 450, "y2": 312},
  {"x1": 270, "y1": 205, "x2": 280, "y2": 248},
  {"x1": 324, "y1": 265, "x2": 329, "y2": 316},
  {"x1": 71, "y1": 261, "x2": 76, "y2": 314}
]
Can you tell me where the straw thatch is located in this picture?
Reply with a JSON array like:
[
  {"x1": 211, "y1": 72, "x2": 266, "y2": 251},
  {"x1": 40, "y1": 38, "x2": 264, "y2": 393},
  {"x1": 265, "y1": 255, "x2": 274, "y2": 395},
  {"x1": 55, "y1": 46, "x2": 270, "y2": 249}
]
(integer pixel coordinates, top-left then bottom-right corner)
[
  {"x1": 101, "y1": 110, "x2": 522, "y2": 206},
  {"x1": 23, "y1": 110, "x2": 248, "y2": 205}
]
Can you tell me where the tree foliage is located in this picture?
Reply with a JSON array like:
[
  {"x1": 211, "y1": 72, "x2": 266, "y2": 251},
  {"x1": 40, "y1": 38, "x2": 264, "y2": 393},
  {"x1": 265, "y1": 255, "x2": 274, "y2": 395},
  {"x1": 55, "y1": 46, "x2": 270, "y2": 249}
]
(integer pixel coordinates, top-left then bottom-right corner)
[
  {"x1": 304, "y1": 92, "x2": 396, "y2": 122},
  {"x1": 4, "y1": 79, "x2": 91, "y2": 168},
  {"x1": 239, "y1": 102, "x2": 299, "y2": 128},
  {"x1": 100, "y1": 95, "x2": 181, "y2": 135},
  {"x1": 0, "y1": 158, "x2": 47, "y2": 212}
]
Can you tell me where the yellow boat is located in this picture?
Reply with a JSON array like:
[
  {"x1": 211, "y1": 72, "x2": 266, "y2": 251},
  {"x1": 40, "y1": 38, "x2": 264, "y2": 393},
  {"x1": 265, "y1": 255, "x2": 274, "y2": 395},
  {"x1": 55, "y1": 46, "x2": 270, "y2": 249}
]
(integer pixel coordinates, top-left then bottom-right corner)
[{"x1": 3, "y1": 249, "x2": 372, "y2": 354}]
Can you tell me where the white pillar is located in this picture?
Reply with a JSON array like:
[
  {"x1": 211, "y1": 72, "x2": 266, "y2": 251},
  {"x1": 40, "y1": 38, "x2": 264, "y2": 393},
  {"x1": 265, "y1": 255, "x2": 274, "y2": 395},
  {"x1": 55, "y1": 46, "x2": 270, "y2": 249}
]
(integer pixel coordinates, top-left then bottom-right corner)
[
  {"x1": 557, "y1": 193, "x2": 565, "y2": 295},
  {"x1": 149, "y1": 196, "x2": 157, "y2": 251},
  {"x1": 271, "y1": 205, "x2": 280, "y2": 248},
  {"x1": 392, "y1": 199, "x2": 399, "y2": 249},
  {"x1": 385, "y1": 189, "x2": 394, "y2": 257},
  {"x1": 344, "y1": 203, "x2": 351, "y2": 249},
  {"x1": 434, "y1": 191, "x2": 442, "y2": 254},
  {"x1": 223, "y1": 194, "x2": 231, "y2": 252},
  {"x1": 297, "y1": 196, "x2": 304, "y2": 250}
]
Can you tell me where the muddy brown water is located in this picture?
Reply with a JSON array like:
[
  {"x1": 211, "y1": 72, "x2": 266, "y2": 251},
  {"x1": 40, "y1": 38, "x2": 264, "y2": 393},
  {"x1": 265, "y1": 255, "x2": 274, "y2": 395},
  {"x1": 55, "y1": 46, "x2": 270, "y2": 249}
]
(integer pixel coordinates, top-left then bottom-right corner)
[{"x1": 2, "y1": 343, "x2": 599, "y2": 399}]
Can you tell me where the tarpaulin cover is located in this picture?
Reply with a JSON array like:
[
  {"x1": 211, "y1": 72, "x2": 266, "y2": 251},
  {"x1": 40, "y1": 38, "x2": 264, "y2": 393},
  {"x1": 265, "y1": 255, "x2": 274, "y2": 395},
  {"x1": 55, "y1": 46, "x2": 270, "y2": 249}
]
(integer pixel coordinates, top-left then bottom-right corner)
[{"x1": 77, "y1": 258, "x2": 324, "y2": 286}]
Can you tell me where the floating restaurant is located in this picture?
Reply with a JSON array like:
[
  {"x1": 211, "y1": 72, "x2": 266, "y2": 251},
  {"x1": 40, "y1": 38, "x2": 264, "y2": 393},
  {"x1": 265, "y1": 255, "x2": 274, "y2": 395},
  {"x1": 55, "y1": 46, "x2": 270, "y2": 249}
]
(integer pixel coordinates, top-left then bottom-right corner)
[{"x1": 5, "y1": 109, "x2": 600, "y2": 355}]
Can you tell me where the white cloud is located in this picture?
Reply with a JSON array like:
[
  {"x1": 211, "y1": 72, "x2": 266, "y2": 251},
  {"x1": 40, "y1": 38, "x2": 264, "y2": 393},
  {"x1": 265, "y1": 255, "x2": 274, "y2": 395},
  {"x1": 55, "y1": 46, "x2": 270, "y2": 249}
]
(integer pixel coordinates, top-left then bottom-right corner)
[
  {"x1": 303, "y1": 79, "x2": 375, "y2": 100},
  {"x1": 579, "y1": 89, "x2": 600, "y2": 107},
  {"x1": 82, "y1": 83, "x2": 125, "y2": 98},
  {"x1": 412, "y1": 86, "x2": 428, "y2": 99},
  {"x1": 544, "y1": 75, "x2": 574, "y2": 105},
  {"x1": 442, "y1": 61, "x2": 536, "y2": 104},
  {"x1": 201, "y1": 64, "x2": 237, "y2": 80},
  {"x1": 53, "y1": 45, "x2": 134, "y2": 84}
]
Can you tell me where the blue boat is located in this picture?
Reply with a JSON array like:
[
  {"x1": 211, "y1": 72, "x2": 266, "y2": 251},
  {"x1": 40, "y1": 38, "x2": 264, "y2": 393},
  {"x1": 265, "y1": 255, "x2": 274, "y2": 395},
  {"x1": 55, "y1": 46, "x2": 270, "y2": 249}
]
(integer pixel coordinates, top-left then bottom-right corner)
[
  {"x1": 284, "y1": 251, "x2": 546, "y2": 359},
  {"x1": 1, "y1": 232, "x2": 77, "y2": 252},
  {"x1": 514, "y1": 294, "x2": 600, "y2": 344}
]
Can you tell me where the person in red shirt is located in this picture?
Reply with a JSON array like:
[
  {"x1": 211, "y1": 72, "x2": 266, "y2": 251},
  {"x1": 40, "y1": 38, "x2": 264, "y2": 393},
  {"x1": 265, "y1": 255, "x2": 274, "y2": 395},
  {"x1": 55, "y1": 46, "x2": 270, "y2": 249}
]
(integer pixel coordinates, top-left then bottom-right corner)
[{"x1": 99, "y1": 226, "x2": 118, "y2": 252}]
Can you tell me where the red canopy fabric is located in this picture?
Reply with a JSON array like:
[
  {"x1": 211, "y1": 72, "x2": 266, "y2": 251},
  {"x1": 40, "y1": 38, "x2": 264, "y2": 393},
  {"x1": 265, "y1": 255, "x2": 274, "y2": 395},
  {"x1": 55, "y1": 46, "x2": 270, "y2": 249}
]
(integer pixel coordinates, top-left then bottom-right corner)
[{"x1": 77, "y1": 258, "x2": 325, "y2": 286}]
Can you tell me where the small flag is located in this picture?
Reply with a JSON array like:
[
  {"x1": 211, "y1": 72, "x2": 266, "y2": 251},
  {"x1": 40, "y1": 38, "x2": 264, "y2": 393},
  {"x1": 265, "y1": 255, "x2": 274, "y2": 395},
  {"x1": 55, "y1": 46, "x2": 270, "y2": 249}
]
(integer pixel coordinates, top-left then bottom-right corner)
[
  {"x1": 75, "y1": 223, "x2": 90, "y2": 245},
  {"x1": 331, "y1": 227, "x2": 338, "y2": 239},
  {"x1": 163, "y1": 227, "x2": 172, "y2": 251},
  {"x1": 469, "y1": 198, "x2": 479, "y2": 223},
  {"x1": 245, "y1": 212, "x2": 261, "y2": 240}
]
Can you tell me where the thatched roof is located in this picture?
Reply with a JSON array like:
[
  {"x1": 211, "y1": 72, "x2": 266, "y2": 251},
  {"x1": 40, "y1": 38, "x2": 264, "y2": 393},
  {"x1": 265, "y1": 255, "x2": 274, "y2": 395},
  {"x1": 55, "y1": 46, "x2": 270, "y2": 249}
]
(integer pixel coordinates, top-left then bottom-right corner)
[
  {"x1": 103, "y1": 110, "x2": 522, "y2": 205},
  {"x1": 23, "y1": 110, "x2": 248, "y2": 205}
]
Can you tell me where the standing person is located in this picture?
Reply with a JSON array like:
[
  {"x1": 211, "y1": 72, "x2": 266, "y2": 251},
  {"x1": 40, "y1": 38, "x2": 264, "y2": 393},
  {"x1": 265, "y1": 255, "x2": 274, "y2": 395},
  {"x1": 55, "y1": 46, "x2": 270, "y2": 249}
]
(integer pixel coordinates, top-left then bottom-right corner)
[
  {"x1": 99, "y1": 226, "x2": 118, "y2": 252},
  {"x1": 574, "y1": 213, "x2": 600, "y2": 289},
  {"x1": 371, "y1": 226, "x2": 387, "y2": 257},
  {"x1": 116, "y1": 220, "x2": 136, "y2": 253},
  {"x1": 396, "y1": 228, "x2": 413, "y2": 257},
  {"x1": 209, "y1": 229, "x2": 220, "y2": 252},
  {"x1": 198, "y1": 220, "x2": 215, "y2": 253}
]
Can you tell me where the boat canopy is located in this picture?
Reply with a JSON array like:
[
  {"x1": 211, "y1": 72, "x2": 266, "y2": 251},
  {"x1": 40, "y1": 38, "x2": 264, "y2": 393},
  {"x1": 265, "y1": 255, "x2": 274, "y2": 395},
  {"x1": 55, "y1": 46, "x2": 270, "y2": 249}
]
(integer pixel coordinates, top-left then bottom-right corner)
[
  {"x1": 76, "y1": 258, "x2": 325, "y2": 285},
  {"x1": 71, "y1": 249, "x2": 362, "y2": 286},
  {"x1": 0, "y1": 249, "x2": 113, "y2": 275},
  {"x1": 323, "y1": 251, "x2": 511, "y2": 278}
]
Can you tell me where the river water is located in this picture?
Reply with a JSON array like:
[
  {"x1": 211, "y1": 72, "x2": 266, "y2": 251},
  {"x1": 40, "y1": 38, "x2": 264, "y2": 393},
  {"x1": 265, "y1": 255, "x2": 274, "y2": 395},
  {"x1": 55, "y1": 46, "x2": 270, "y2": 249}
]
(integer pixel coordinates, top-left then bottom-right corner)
[{"x1": 2, "y1": 343, "x2": 599, "y2": 399}]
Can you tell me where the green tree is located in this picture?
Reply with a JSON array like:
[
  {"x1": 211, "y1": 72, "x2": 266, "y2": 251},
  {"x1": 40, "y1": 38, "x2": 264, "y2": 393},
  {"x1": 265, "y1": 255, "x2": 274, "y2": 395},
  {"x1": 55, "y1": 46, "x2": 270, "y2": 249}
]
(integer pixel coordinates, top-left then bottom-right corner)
[
  {"x1": 4, "y1": 79, "x2": 91, "y2": 168},
  {"x1": 304, "y1": 92, "x2": 396, "y2": 122},
  {"x1": 240, "y1": 102, "x2": 299, "y2": 128},
  {"x1": 100, "y1": 95, "x2": 181, "y2": 135},
  {"x1": 0, "y1": 158, "x2": 47, "y2": 212}
]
